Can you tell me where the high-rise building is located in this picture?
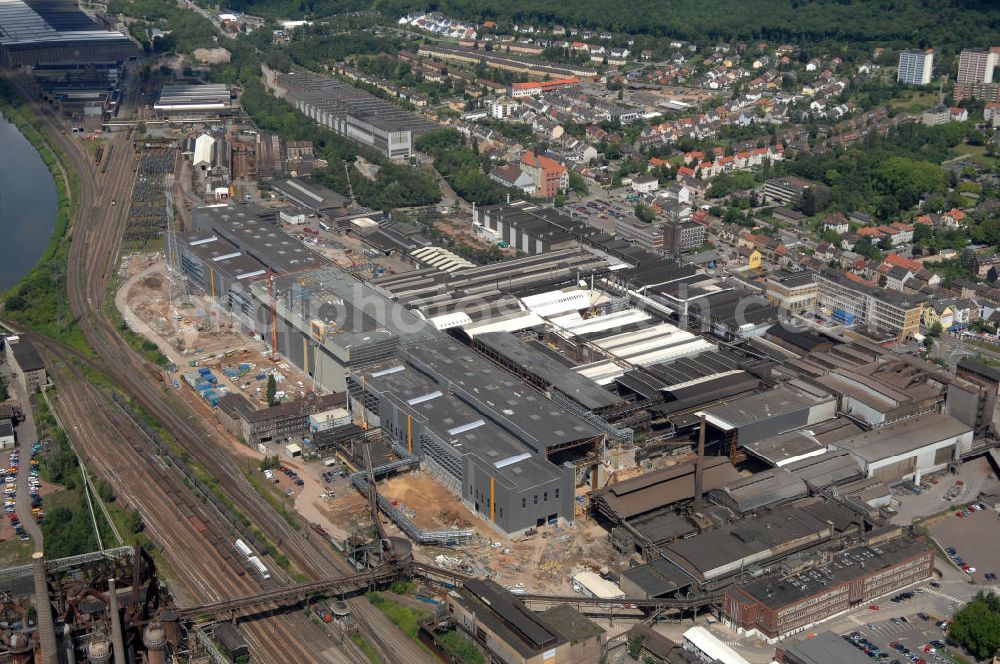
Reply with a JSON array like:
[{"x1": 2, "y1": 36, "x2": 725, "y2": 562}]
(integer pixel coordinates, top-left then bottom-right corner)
[
  {"x1": 957, "y1": 48, "x2": 998, "y2": 85},
  {"x1": 897, "y1": 48, "x2": 934, "y2": 85}
]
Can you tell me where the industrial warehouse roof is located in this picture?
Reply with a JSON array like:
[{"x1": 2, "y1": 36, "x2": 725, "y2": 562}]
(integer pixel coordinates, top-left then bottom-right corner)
[
  {"x1": 191, "y1": 205, "x2": 328, "y2": 274},
  {"x1": 408, "y1": 246, "x2": 474, "y2": 273},
  {"x1": 812, "y1": 366, "x2": 939, "y2": 414},
  {"x1": 401, "y1": 338, "x2": 601, "y2": 450},
  {"x1": 278, "y1": 72, "x2": 440, "y2": 134},
  {"x1": 621, "y1": 555, "x2": 695, "y2": 597},
  {"x1": 363, "y1": 361, "x2": 562, "y2": 491},
  {"x1": 683, "y1": 627, "x2": 750, "y2": 664},
  {"x1": 663, "y1": 506, "x2": 832, "y2": 581},
  {"x1": 473, "y1": 332, "x2": 622, "y2": 411},
  {"x1": 272, "y1": 177, "x2": 346, "y2": 213},
  {"x1": 740, "y1": 418, "x2": 860, "y2": 467},
  {"x1": 590, "y1": 457, "x2": 740, "y2": 521},
  {"x1": 741, "y1": 430, "x2": 827, "y2": 467},
  {"x1": 831, "y1": 412, "x2": 971, "y2": 463},
  {"x1": 0, "y1": 0, "x2": 132, "y2": 46},
  {"x1": 537, "y1": 604, "x2": 604, "y2": 644},
  {"x1": 179, "y1": 230, "x2": 268, "y2": 282},
  {"x1": 260, "y1": 268, "x2": 436, "y2": 351},
  {"x1": 219, "y1": 392, "x2": 345, "y2": 424},
  {"x1": 9, "y1": 339, "x2": 43, "y2": 372},
  {"x1": 548, "y1": 311, "x2": 716, "y2": 368},
  {"x1": 708, "y1": 467, "x2": 808, "y2": 514},
  {"x1": 780, "y1": 631, "x2": 872, "y2": 664},
  {"x1": 765, "y1": 324, "x2": 832, "y2": 353},
  {"x1": 731, "y1": 537, "x2": 930, "y2": 611},
  {"x1": 154, "y1": 84, "x2": 231, "y2": 111},
  {"x1": 785, "y1": 450, "x2": 863, "y2": 490},
  {"x1": 958, "y1": 357, "x2": 1000, "y2": 382},
  {"x1": 458, "y1": 579, "x2": 563, "y2": 657},
  {"x1": 700, "y1": 383, "x2": 832, "y2": 431},
  {"x1": 372, "y1": 248, "x2": 610, "y2": 317}
]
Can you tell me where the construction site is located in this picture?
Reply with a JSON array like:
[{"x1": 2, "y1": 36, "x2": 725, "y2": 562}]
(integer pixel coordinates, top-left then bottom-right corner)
[{"x1": 117, "y1": 252, "x2": 318, "y2": 408}]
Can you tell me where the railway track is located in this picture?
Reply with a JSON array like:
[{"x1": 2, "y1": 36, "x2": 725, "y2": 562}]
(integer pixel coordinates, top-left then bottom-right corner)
[
  {"x1": 41, "y1": 346, "x2": 352, "y2": 663},
  {"x1": 0, "y1": 77, "x2": 381, "y2": 662},
  {"x1": 5, "y1": 71, "x2": 426, "y2": 663}
]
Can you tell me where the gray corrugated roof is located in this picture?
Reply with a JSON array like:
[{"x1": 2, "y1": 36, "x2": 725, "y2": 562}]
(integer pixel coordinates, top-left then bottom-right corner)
[{"x1": 831, "y1": 413, "x2": 971, "y2": 463}]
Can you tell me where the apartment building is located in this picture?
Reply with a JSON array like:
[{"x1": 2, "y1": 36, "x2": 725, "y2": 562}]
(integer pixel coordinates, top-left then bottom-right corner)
[
  {"x1": 897, "y1": 49, "x2": 934, "y2": 85},
  {"x1": 813, "y1": 269, "x2": 925, "y2": 340},
  {"x1": 957, "y1": 48, "x2": 998, "y2": 85},
  {"x1": 764, "y1": 271, "x2": 817, "y2": 312},
  {"x1": 520, "y1": 150, "x2": 568, "y2": 197},
  {"x1": 663, "y1": 220, "x2": 706, "y2": 254}
]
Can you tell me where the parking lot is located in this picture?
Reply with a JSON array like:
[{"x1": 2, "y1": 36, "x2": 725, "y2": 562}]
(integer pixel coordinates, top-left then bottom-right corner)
[
  {"x1": 844, "y1": 609, "x2": 956, "y2": 664},
  {"x1": 262, "y1": 464, "x2": 306, "y2": 500},
  {"x1": 889, "y1": 457, "x2": 994, "y2": 526},
  {"x1": 928, "y1": 501, "x2": 1000, "y2": 586},
  {"x1": 565, "y1": 196, "x2": 635, "y2": 232},
  {"x1": 318, "y1": 465, "x2": 350, "y2": 500}
]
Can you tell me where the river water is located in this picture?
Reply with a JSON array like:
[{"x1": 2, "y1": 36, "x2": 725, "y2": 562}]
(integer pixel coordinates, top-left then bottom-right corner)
[{"x1": 0, "y1": 112, "x2": 57, "y2": 291}]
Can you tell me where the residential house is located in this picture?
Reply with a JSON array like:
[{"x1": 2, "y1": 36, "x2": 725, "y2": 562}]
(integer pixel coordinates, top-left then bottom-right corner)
[
  {"x1": 661, "y1": 182, "x2": 692, "y2": 205},
  {"x1": 942, "y1": 208, "x2": 966, "y2": 228},
  {"x1": 632, "y1": 175, "x2": 660, "y2": 194},
  {"x1": 489, "y1": 165, "x2": 537, "y2": 193},
  {"x1": 822, "y1": 213, "x2": 850, "y2": 235},
  {"x1": 923, "y1": 298, "x2": 978, "y2": 329},
  {"x1": 520, "y1": 150, "x2": 568, "y2": 197}
]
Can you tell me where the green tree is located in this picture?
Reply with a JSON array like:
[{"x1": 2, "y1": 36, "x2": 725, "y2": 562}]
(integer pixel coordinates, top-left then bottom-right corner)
[
  {"x1": 266, "y1": 374, "x2": 278, "y2": 407},
  {"x1": 126, "y1": 509, "x2": 144, "y2": 534},
  {"x1": 634, "y1": 203, "x2": 656, "y2": 223},
  {"x1": 950, "y1": 592, "x2": 1000, "y2": 660},
  {"x1": 627, "y1": 632, "x2": 646, "y2": 659},
  {"x1": 568, "y1": 170, "x2": 588, "y2": 196}
]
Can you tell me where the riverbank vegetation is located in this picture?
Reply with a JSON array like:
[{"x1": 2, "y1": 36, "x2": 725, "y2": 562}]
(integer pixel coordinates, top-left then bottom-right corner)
[{"x1": 0, "y1": 78, "x2": 87, "y2": 352}]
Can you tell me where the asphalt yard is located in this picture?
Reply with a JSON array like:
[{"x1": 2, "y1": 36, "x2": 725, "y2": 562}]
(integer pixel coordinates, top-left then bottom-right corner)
[
  {"x1": 928, "y1": 502, "x2": 1000, "y2": 586},
  {"x1": 845, "y1": 611, "x2": 955, "y2": 664}
]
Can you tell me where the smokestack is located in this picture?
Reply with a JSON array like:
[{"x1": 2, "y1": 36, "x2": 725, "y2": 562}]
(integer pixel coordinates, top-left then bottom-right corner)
[
  {"x1": 31, "y1": 552, "x2": 58, "y2": 664},
  {"x1": 144, "y1": 621, "x2": 167, "y2": 664},
  {"x1": 108, "y1": 579, "x2": 126, "y2": 664},
  {"x1": 693, "y1": 415, "x2": 706, "y2": 510}
]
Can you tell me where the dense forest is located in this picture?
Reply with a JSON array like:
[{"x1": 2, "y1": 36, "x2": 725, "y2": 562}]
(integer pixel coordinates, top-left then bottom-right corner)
[{"x1": 228, "y1": 0, "x2": 1000, "y2": 56}]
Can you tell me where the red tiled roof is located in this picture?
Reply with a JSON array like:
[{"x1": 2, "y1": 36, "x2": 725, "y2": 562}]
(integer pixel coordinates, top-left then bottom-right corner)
[
  {"x1": 521, "y1": 150, "x2": 567, "y2": 174},
  {"x1": 884, "y1": 254, "x2": 922, "y2": 272}
]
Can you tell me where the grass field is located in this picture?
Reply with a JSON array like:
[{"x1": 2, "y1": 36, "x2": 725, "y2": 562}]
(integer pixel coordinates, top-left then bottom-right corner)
[
  {"x1": 951, "y1": 143, "x2": 1000, "y2": 169},
  {"x1": 351, "y1": 634, "x2": 381, "y2": 663},
  {"x1": 0, "y1": 538, "x2": 33, "y2": 567},
  {"x1": 889, "y1": 89, "x2": 939, "y2": 114}
]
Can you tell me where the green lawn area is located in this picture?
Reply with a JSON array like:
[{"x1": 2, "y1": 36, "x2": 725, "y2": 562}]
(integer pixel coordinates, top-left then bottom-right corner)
[
  {"x1": 351, "y1": 634, "x2": 381, "y2": 663},
  {"x1": 366, "y1": 592, "x2": 428, "y2": 639},
  {"x1": 952, "y1": 143, "x2": 1000, "y2": 168},
  {"x1": 0, "y1": 538, "x2": 33, "y2": 567},
  {"x1": 889, "y1": 89, "x2": 939, "y2": 113}
]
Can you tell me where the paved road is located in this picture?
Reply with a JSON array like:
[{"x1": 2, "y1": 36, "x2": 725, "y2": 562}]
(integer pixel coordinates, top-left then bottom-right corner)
[{"x1": 5, "y1": 369, "x2": 43, "y2": 550}]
